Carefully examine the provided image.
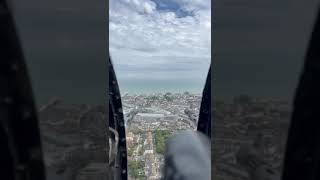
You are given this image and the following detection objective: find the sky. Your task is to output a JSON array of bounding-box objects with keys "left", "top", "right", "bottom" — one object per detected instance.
[{"left": 109, "top": 0, "right": 211, "bottom": 94}]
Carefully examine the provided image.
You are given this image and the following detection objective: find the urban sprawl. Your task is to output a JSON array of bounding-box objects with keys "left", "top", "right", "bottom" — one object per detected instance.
[
  {"left": 37, "top": 93, "right": 291, "bottom": 180},
  {"left": 122, "top": 92, "right": 201, "bottom": 180}
]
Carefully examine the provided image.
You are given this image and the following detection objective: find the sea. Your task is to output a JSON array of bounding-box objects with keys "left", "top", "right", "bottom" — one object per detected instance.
[{"left": 117, "top": 79, "right": 206, "bottom": 95}]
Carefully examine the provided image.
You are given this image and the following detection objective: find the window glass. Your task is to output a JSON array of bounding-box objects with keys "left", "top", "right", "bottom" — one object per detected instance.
[{"left": 109, "top": 0, "right": 211, "bottom": 179}]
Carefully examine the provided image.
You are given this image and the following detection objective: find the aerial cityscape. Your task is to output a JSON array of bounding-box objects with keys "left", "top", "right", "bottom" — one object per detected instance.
[
  {"left": 212, "top": 95, "right": 291, "bottom": 180},
  {"left": 36, "top": 92, "right": 291, "bottom": 180},
  {"left": 122, "top": 93, "right": 291, "bottom": 180},
  {"left": 121, "top": 92, "right": 201, "bottom": 180},
  {"left": 38, "top": 98, "right": 108, "bottom": 180},
  {"left": 36, "top": 91, "right": 202, "bottom": 180}
]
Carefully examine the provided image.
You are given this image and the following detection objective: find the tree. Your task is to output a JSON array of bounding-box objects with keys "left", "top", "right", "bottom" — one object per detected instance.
[
  {"left": 128, "top": 160, "right": 145, "bottom": 179},
  {"left": 127, "top": 147, "right": 135, "bottom": 157},
  {"left": 154, "top": 130, "right": 172, "bottom": 155}
]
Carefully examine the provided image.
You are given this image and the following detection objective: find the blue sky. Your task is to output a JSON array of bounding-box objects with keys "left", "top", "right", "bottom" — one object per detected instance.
[{"left": 109, "top": 0, "right": 211, "bottom": 93}]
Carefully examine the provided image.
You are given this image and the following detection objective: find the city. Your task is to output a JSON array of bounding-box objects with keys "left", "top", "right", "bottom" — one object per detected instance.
[
  {"left": 122, "top": 93, "right": 291, "bottom": 180},
  {"left": 36, "top": 92, "right": 202, "bottom": 180},
  {"left": 36, "top": 93, "right": 291, "bottom": 180},
  {"left": 212, "top": 95, "right": 291, "bottom": 180},
  {"left": 122, "top": 92, "right": 202, "bottom": 180}
]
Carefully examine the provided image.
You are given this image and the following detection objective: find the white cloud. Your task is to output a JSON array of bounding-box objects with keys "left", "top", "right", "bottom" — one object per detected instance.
[
  {"left": 109, "top": 0, "right": 211, "bottom": 85},
  {"left": 143, "top": 1, "right": 156, "bottom": 14}
]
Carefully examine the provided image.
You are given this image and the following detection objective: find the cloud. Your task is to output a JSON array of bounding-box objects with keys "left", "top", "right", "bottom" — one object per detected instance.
[{"left": 109, "top": 0, "right": 211, "bottom": 85}]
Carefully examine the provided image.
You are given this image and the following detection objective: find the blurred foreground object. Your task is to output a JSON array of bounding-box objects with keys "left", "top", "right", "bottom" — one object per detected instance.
[{"left": 162, "top": 130, "right": 211, "bottom": 180}]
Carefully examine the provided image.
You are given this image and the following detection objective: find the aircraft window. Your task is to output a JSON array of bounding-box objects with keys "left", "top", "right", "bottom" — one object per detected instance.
[
  {"left": 10, "top": 0, "right": 108, "bottom": 180},
  {"left": 213, "top": 1, "right": 318, "bottom": 180},
  {"left": 109, "top": 0, "right": 211, "bottom": 179}
]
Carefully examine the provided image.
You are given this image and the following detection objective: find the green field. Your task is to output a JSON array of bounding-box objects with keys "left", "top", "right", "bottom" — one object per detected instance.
[{"left": 153, "top": 130, "right": 172, "bottom": 155}]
